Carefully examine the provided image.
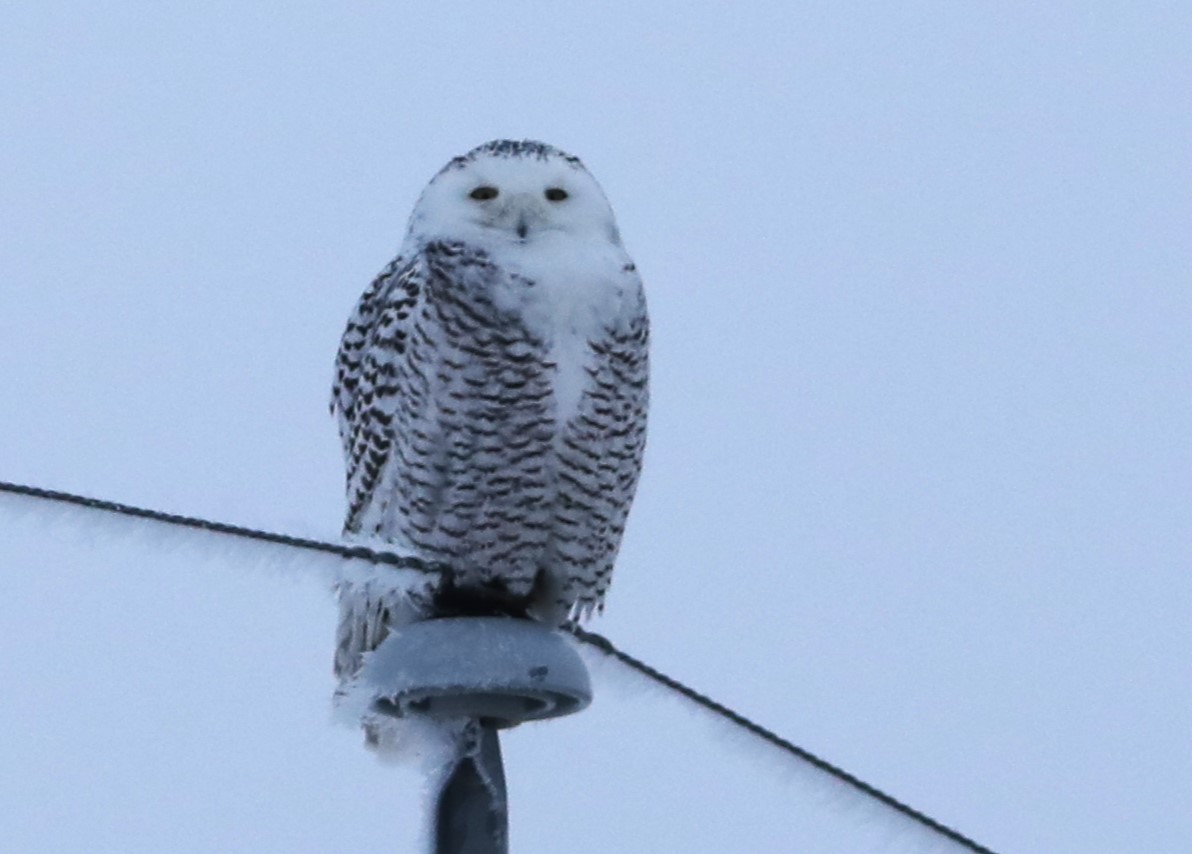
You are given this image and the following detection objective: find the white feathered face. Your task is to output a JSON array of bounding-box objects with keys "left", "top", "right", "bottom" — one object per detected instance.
[{"left": 408, "top": 141, "right": 623, "bottom": 248}]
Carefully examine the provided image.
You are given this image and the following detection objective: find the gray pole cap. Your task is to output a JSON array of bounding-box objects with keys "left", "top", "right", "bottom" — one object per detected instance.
[{"left": 361, "top": 617, "right": 592, "bottom": 729}]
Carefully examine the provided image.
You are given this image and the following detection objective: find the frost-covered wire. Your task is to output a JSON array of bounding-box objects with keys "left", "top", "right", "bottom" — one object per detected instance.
[
  {"left": 0, "top": 479, "right": 445, "bottom": 573},
  {"left": 569, "top": 626, "right": 999, "bottom": 854},
  {"left": 0, "top": 478, "right": 998, "bottom": 854}
]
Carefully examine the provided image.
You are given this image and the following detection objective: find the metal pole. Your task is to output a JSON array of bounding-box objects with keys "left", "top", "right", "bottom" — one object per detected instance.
[{"left": 435, "top": 722, "right": 508, "bottom": 854}]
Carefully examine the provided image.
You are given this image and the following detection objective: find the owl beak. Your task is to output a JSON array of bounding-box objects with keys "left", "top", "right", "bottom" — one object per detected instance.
[{"left": 504, "top": 193, "right": 541, "bottom": 241}]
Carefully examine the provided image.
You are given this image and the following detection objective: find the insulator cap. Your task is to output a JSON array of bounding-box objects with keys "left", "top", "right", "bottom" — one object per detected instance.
[{"left": 361, "top": 617, "right": 592, "bottom": 728}]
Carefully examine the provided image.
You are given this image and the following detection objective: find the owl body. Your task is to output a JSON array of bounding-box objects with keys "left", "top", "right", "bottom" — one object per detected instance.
[{"left": 332, "top": 141, "right": 648, "bottom": 686}]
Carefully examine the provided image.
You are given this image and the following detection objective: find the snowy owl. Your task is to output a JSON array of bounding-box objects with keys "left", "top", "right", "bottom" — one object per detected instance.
[{"left": 330, "top": 140, "right": 649, "bottom": 692}]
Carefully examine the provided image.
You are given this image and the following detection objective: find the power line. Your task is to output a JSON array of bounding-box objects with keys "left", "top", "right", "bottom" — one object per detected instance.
[
  {"left": 0, "top": 479, "right": 446, "bottom": 573},
  {"left": 569, "top": 626, "right": 998, "bottom": 854},
  {"left": 0, "top": 478, "right": 998, "bottom": 854}
]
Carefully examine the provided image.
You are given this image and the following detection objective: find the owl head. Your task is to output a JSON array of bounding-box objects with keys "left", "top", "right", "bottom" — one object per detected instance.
[{"left": 406, "top": 140, "right": 623, "bottom": 248}]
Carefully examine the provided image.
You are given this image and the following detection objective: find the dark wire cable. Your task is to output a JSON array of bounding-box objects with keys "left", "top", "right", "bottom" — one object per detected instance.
[
  {"left": 0, "top": 478, "right": 998, "bottom": 854},
  {"left": 0, "top": 479, "right": 446, "bottom": 573},
  {"left": 568, "top": 626, "right": 998, "bottom": 854}
]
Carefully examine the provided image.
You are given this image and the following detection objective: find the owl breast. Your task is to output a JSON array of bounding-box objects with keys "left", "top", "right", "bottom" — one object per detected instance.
[{"left": 371, "top": 238, "right": 642, "bottom": 621}]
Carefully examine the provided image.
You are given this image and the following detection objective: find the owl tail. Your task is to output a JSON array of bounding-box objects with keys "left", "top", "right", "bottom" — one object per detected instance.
[{"left": 333, "top": 577, "right": 437, "bottom": 756}]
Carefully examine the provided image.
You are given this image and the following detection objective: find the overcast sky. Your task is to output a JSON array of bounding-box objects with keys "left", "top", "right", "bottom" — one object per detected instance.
[{"left": 2, "top": 3, "right": 1190, "bottom": 852}]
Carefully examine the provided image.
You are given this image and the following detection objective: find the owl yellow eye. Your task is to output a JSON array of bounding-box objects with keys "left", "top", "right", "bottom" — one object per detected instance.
[
  {"left": 470, "top": 186, "right": 499, "bottom": 201},
  {"left": 544, "top": 187, "right": 568, "bottom": 202}
]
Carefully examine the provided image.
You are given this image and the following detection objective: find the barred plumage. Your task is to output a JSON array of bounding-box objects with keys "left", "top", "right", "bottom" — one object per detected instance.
[{"left": 331, "top": 141, "right": 648, "bottom": 699}]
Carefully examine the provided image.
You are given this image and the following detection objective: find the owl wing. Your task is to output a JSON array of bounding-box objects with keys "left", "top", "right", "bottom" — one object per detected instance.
[
  {"left": 331, "top": 254, "right": 426, "bottom": 536},
  {"left": 548, "top": 276, "right": 650, "bottom": 620}
]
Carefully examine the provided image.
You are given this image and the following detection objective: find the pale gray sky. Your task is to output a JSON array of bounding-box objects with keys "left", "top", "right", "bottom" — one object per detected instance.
[{"left": 2, "top": 3, "right": 1190, "bottom": 851}]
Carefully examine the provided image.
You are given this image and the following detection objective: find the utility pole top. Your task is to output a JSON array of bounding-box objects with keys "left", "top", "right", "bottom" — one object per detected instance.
[{"left": 359, "top": 617, "right": 593, "bottom": 854}]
